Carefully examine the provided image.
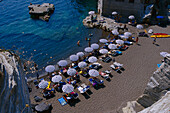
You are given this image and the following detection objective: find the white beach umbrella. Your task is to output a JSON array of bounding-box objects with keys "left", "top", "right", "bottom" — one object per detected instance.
[
  {"left": 84, "top": 47, "right": 93, "bottom": 53},
  {"left": 62, "top": 84, "right": 74, "bottom": 93},
  {"left": 67, "top": 68, "right": 77, "bottom": 76},
  {"left": 99, "top": 39, "right": 108, "bottom": 43},
  {"left": 160, "top": 52, "right": 170, "bottom": 57},
  {"left": 112, "top": 11, "right": 117, "bottom": 15},
  {"left": 136, "top": 24, "right": 143, "bottom": 29},
  {"left": 116, "top": 39, "right": 124, "bottom": 45},
  {"left": 38, "top": 80, "right": 48, "bottom": 89},
  {"left": 120, "top": 35, "right": 129, "bottom": 39},
  {"left": 148, "top": 29, "right": 153, "bottom": 34},
  {"left": 91, "top": 43, "right": 99, "bottom": 50},
  {"left": 88, "top": 56, "right": 98, "bottom": 63},
  {"left": 128, "top": 15, "right": 135, "bottom": 20},
  {"left": 52, "top": 75, "right": 62, "bottom": 83},
  {"left": 69, "top": 54, "right": 79, "bottom": 62},
  {"left": 88, "top": 11, "right": 95, "bottom": 15},
  {"left": 124, "top": 32, "right": 132, "bottom": 37},
  {"left": 99, "top": 49, "right": 108, "bottom": 54},
  {"left": 108, "top": 44, "right": 117, "bottom": 50},
  {"left": 58, "top": 60, "right": 68, "bottom": 67},
  {"left": 112, "top": 29, "right": 119, "bottom": 35},
  {"left": 45, "top": 65, "right": 55, "bottom": 73},
  {"left": 76, "top": 52, "right": 84, "bottom": 58},
  {"left": 78, "top": 62, "right": 87, "bottom": 68},
  {"left": 89, "top": 69, "right": 99, "bottom": 77}
]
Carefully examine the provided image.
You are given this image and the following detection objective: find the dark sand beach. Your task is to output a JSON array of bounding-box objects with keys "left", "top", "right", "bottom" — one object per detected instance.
[{"left": 28, "top": 25, "right": 170, "bottom": 113}]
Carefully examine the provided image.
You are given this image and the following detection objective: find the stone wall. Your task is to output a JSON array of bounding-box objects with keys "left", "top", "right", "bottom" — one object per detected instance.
[{"left": 98, "top": 0, "right": 144, "bottom": 22}]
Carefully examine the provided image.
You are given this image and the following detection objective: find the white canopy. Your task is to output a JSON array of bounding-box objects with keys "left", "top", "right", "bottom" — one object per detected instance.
[
  {"left": 62, "top": 84, "right": 74, "bottom": 93},
  {"left": 128, "top": 15, "right": 135, "bottom": 20},
  {"left": 99, "top": 39, "right": 108, "bottom": 43},
  {"left": 45, "top": 65, "right": 55, "bottom": 73},
  {"left": 69, "top": 54, "right": 79, "bottom": 62},
  {"left": 99, "top": 49, "right": 108, "bottom": 54},
  {"left": 78, "top": 62, "right": 87, "bottom": 68},
  {"left": 38, "top": 80, "right": 48, "bottom": 89},
  {"left": 52, "top": 75, "right": 62, "bottom": 83},
  {"left": 67, "top": 68, "right": 77, "bottom": 76},
  {"left": 88, "top": 56, "right": 98, "bottom": 63},
  {"left": 108, "top": 44, "right": 117, "bottom": 50},
  {"left": 84, "top": 47, "right": 93, "bottom": 53},
  {"left": 89, "top": 69, "right": 99, "bottom": 77},
  {"left": 58, "top": 60, "right": 68, "bottom": 67},
  {"left": 91, "top": 43, "right": 99, "bottom": 50}
]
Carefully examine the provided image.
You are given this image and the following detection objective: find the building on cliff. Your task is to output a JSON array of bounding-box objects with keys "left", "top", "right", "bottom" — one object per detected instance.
[{"left": 98, "top": 0, "right": 169, "bottom": 23}]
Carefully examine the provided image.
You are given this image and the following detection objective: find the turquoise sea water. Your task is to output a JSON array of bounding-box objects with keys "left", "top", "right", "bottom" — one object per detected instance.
[{"left": 0, "top": 0, "right": 103, "bottom": 76}]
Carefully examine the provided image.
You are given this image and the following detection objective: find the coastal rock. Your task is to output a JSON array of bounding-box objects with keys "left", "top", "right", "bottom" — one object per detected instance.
[
  {"left": 138, "top": 91, "right": 170, "bottom": 113},
  {"left": 83, "top": 15, "right": 120, "bottom": 31},
  {"left": 28, "top": 3, "right": 55, "bottom": 21},
  {"left": 122, "top": 101, "right": 144, "bottom": 113},
  {"left": 136, "top": 94, "right": 156, "bottom": 108}
]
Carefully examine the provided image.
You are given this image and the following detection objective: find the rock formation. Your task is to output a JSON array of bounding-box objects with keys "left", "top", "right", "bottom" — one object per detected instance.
[{"left": 28, "top": 3, "right": 55, "bottom": 21}]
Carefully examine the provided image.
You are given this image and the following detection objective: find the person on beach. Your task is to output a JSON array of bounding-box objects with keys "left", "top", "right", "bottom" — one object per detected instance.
[
  {"left": 153, "top": 36, "right": 156, "bottom": 44},
  {"left": 34, "top": 63, "right": 38, "bottom": 71},
  {"left": 136, "top": 37, "right": 139, "bottom": 44},
  {"left": 24, "top": 63, "right": 27, "bottom": 71},
  {"left": 124, "top": 24, "right": 128, "bottom": 31},
  {"left": 37, "top": 72, "right": 39, "bottom": 79},
  {"left": 77, "top": 40, "right": 80, "bottom": 46}
]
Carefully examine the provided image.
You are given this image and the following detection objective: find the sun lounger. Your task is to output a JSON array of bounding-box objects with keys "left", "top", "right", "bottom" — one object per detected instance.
[
  {"left": 110, "top": 62, "right": 123, "bottom": 71},
  {"left": 89, "top": 78, "right": 97, "bottom": 86},
  {"left": 102, "top": 56, "right": 112, "bottom": 63},
  {"left": 124, "top": 41, "right": 133, "bottom": 45},
  {"left": 99, "top": 71, "right": 109, "bottom": 79},
  {"left": 58, "top": 97, "right": 67, "bottom": 106}
]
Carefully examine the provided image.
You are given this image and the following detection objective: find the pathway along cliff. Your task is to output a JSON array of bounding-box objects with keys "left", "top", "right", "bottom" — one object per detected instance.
[{"left": 0, "top": 50, "right": 32, "bottom": 113}]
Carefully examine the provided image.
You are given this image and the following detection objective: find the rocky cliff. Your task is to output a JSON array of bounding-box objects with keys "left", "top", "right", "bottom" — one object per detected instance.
[{"left": 0, "top": 50, "right": 32, "bottom": 113}]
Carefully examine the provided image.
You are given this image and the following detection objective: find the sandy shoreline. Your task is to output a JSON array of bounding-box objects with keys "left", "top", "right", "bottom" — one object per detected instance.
[{"left": 28, "top": 25, "right": 170, "bottom": 113}]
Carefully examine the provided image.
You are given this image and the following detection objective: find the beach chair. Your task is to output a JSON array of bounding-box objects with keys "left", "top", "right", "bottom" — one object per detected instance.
[
  {"left": 89, "top": 78, "right": 97, "bottom": 87},
  {"left": 99, "top": 71, "right": 109, "bottom": 79},
  {"left": 58, "top": 97, "right": 67, "bottom": 106},
  {"left": 120, "top": 45, "right": 128, "bottom": 51},
  {"left": 124, "top": 41, "right": 133, "bottom": 45},
  {"left": 102, "top": 56, "right": 112, "bottom": 63},
  {"left": 77, "top": 86, "right": 85, "bottom": 93},
  {"left": 110, "top": 65, "right": 120, "bottom": 72}
]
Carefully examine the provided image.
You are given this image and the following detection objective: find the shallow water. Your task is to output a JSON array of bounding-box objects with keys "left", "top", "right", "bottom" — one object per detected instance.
[{"left": 0, "top": 0, "right": 103, "bottom": 77}]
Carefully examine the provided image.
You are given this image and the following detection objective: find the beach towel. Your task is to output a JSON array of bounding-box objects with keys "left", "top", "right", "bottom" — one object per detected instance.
[
  {"left": 58, "top": 97, "right": 67, "bottom": 106},
  {"left": 157, "top": 64, "right": 161, "bottom": 68}
]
